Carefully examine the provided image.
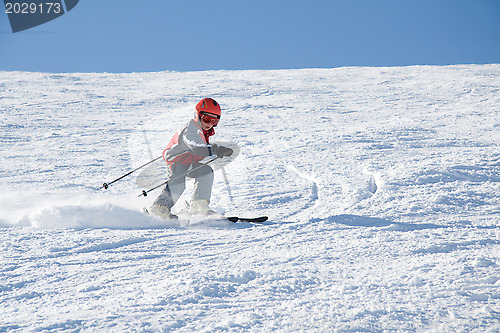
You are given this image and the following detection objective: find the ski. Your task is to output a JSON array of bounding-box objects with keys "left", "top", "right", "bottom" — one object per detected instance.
[
  {"left": 225, "top": 216, "right": 268, "bottom": 223},
  {"left": 145, "top": 207, "right": 268, "bottom": 224}
]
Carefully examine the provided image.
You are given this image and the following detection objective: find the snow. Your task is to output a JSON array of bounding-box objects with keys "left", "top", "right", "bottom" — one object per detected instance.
[{"left": 1, "top": 65, "right": 499, "bottom": 332}]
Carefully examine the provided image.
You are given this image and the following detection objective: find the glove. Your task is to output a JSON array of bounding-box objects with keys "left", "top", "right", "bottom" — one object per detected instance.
[{"left": 215, "top": 145, "right": 233, "bottom": 158}]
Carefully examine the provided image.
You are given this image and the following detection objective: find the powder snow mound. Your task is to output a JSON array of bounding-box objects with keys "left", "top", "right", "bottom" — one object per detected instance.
[
  {"left": 16, "top": 204, "right": 171, "bottom": 230},
  {"left": 9, "top": 203, "right": 250, "bottom": 230}
]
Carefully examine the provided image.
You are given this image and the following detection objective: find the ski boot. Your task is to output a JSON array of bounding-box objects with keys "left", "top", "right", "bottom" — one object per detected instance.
[
  {"left": 149, "top": 204, "right": 178, "bottom": 220},
  {"left": 189, "top": 199, "right": 217, "bottom": 216}
]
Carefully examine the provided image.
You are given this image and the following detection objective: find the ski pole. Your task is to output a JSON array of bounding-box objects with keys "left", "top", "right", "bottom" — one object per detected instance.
[
  {"left": 101, "top": 155, "right": 163, "bottom": 190},
  {"left": 221, "top": 166, "right": 234, "bottom": 205},
  {"left": 138, "top": 156, "right": 220, "bottom": 197}
]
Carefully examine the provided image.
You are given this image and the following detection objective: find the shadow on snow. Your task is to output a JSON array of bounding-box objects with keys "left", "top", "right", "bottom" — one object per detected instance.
[{"left": 311, "top": 214, "right": 446, "bottom": 231}]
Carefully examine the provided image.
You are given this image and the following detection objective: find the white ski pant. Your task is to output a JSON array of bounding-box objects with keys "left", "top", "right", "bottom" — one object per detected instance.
[{"left": 153, "top": 163, "right": 214, "bottom": 208}]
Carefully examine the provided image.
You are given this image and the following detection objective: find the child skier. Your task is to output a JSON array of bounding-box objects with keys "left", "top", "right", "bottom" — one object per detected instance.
[{"left": 150, "top": 98, "right": 233, "bottom": 219}]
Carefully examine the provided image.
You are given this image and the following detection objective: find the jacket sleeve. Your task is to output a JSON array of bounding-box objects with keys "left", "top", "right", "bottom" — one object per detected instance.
[{"left": 182, "top": 121, "right": 215, "bottom": 157}]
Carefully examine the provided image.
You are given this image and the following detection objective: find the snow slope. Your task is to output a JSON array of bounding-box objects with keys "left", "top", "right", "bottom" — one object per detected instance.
[{"left": 1, "top": 65, "right": 499, "bottom": 332}]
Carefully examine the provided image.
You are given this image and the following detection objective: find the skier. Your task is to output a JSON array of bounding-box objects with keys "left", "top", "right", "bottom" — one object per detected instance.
[{"left": 149, "top": 98, "right": 233, "bottom": 219}]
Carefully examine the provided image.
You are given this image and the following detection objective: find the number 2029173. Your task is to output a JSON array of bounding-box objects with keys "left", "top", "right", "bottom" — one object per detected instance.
[{"left": 5, "top": 2, "right": 62, "bottom": 14}]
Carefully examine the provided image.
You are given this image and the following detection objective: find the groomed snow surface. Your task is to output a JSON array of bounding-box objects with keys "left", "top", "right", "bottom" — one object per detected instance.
[{"left": 1, "top": 65, "right": 499, "bottom": 332}]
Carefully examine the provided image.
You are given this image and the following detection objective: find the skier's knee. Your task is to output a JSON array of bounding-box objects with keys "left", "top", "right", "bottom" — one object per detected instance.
[{"left": 195, "top": 164, "right": 214, "bottom": 177}]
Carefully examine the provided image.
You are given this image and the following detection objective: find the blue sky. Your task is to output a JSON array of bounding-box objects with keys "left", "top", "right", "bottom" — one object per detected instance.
[{"left": 1, "top": 0, "right": 500, "bottom": 73}]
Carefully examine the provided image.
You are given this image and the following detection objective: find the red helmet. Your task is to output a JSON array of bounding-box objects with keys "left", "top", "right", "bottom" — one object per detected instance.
[{"left": 196, "top": 98, "right": 221, "bottom": 117}]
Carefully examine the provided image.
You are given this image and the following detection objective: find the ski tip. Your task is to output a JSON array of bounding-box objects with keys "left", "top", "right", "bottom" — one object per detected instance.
[
  {"left": 251, "top": 216, "right": 268, "bottom": 223},
  {"left": 225, "top": 216, "right": 268, "bottom": 223}
]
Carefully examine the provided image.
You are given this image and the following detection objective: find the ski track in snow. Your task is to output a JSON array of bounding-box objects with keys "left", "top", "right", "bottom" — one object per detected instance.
[{"left": 1, "top": 65, "right": 499, "bottom": 332}]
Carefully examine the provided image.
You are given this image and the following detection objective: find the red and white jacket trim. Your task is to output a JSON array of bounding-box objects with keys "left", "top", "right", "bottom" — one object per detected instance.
[{"left": 162, "top": 118, "right": 215, "bottom": 166}]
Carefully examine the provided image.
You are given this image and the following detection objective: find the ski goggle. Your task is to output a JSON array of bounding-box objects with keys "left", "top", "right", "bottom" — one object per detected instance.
[{"left": 199, "top": 112, "right": 220, "bottom": 126}]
